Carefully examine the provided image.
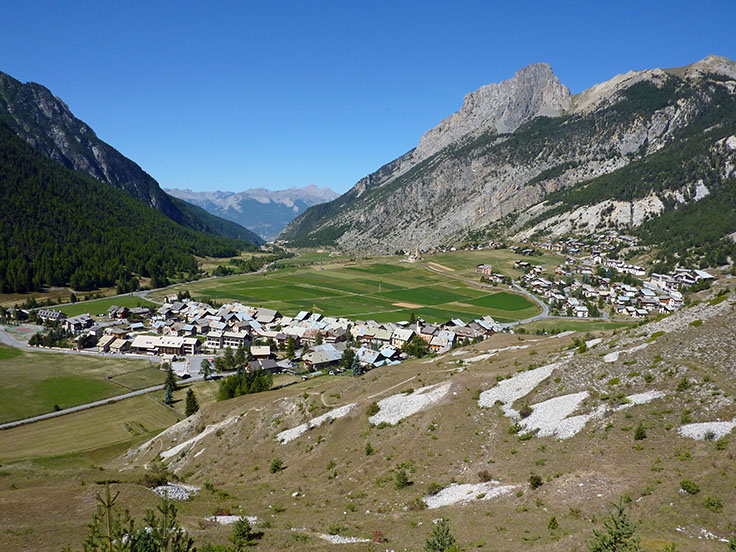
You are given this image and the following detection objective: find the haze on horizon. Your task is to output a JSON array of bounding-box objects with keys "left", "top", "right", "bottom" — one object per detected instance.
[{"left": 1, "top": 1, "right": 734, "bottom": 194}]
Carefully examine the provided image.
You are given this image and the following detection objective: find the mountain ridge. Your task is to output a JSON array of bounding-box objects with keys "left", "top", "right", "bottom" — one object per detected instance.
[
  {"left": 0, "top": 70, "right": 262, "bottom": 245},
  {"left": 166, "top": 185, "right": 339, "bottom": 239},
  {"left": 280, "top": 55, "right": 736, "bottom": 262}
]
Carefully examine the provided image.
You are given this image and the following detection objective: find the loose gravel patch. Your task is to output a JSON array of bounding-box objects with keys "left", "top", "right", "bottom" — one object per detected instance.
[
  {"left": 478, "top": 362, "right": 560, "bottom": 417},
  {"left": 677, "top": 419, "right": 736, "bottom": 441},
  {"left": 317, "top": 534, "right": 372, "bottom": 544},
  {"left": 161, "top": 416, "right": 237, "bottom": 460},
  {"left": 520, "top": 392, "right": 590, "bottom": 438},
  {"left": 276, "top": 403, "right": 356, "bottom": 444},
  {"left": 423, "top": 481, "right": 518, "bottom": 509},
  {"left": 152, "top": 483, "right": 199, "bottom": 501},
  {"left": 369, "top": 381, "right": 452, "bottom": 426},
  {"left": 206, "top": 515, "right": 258, "bottom": 525}
]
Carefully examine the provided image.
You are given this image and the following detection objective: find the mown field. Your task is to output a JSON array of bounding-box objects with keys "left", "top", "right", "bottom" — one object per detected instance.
[
  {"left": 0, "top": 394, "right": 179, "bottom": 460},
  {"left": 0, "top": 346, "right": 163, "bottom": 423},
  {"left": 54, "top": 295, "right": 158, "bottom": 317},
  {"left": 152, "top": 251, "right": 547, "bottom": 324}
]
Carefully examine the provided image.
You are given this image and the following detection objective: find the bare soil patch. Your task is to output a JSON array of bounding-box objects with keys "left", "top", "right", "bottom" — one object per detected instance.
[{"left": 393, "top": 301, "right": 423, "bottom": 309}]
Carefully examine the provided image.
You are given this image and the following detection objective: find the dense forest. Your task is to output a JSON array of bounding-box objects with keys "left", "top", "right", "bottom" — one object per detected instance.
[{"left": 0, "top": 122, "right": 251, "bottom": 293}]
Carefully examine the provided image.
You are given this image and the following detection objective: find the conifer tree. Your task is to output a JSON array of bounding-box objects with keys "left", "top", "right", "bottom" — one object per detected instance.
[
  {"left": 185, "top": 389, "right": 199, "bottom": 416},
  {"left": 424, "top": 518, "right": 456, "bottom": 552},
  {"left": 588, "top": 499, "right": 641, "bottom": 552},
  {"left": 164, "top": 383, "right": 173, "bottom": 406},
  {"left": 200, "top": 358, "right": 213, "bottom": 381}
]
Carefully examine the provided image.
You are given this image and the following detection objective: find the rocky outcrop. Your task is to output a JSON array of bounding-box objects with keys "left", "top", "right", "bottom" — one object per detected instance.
[
  {"left": 415, "top": 63, "right": 571, "bottom": 159},
  {"left": 280, "top": 56, "right": 736, "bottom": 252}
]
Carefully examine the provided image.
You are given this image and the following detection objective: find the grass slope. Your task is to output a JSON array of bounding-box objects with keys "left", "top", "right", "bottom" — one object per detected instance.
[{"left": 0, "top": 347, "right": 163, "bottom": 423}]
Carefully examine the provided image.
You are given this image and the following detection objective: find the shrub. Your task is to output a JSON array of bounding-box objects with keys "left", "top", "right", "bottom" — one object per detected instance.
[
  {"left": 424, "top": 518, "right": 456, "bottom": 552},
  {"left": 366, "top": 402, "right": 380, "bottom": 416},
  {"left": 704, "top": 496, "right": 723, "bottom": 513},
  {"left": 548, "top": 516, "right": 559, "bottom": 531},
  {"left": 519, "top": 404, "right": 533, "bottom": 419},
  {"left": 427, "top": 482, "right": 445, "bottom": 496},
  {"left": 634, "top": 424, "right": 647, "bottom": 441},
  {"left": 365, "top": 442, "right": 375, "bottom": 456},
  {"left": 269, "top": 458, "right": 284, "bottom": 474},
  {"left": 478, "top": 469, "right": 493, "bottom": 482},
  {"left": 676, "top": 378, "right": 691, "bottom": 392},
  {"left": 395, "top": 469, "right": 412, "bottom": 489},
  {"left": 680, "top": 480, "right": 699, "bottom": 495},
  {"left": 529, "top": 474, "right": 543, "bottom": 490}
]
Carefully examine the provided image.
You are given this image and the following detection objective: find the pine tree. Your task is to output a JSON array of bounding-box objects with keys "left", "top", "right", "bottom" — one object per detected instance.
[
  {"left": 314, "top": 332, "right": 323, "bottom": 345},
  {"left": 223, "top": 346, "right": 235, "bottom": 370},
  {"left": 200, "top": 358, "right": 213, "bottom": 381},
  {"left": 185, "top": 389, "right": 199, "bottom": 416},
  {"left": 588, "top": 499, "right": 641, "bottom": 552},
  {"left": 424, "top": 518, "right": 456, "bottom": 552},
  {"left": 164, "top": 383, "right": 173, "bottom": 406},
  {"left": 351, "top": 354, "right": 363, "bottom": 377},
  {"left": 230, "top": 517, "right": 259, "bottom": 550},
  {"left": 163, "top": 362, "right": 178, "bottom": 391},
  {"left": 285, "top": 337, "right": 296, "bottom": 359},
  {"left": 235, "top": 343, "right": 246, "bottom": 367}
]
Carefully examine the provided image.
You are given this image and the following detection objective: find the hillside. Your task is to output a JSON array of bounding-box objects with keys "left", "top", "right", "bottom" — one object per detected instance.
[
  {"left": 102, "top": 279, "right": 734, "bottom": 551},
  {"left": 0, "top": 121, "right": 248, "bottom": 292},
  {"left": 166, "top": 185, "right": 339, "bottom": 239},
  {"left": 0, "top": 70, "right": 262, "bottom": 245},
  {"left": 280, "top": 55, "right": 736, "bottom": 261}
]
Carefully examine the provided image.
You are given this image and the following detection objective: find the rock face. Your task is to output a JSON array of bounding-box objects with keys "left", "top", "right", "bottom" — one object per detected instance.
[
  {"left": 0, "top": 71, "right": 261, "bottom": 244},
  {"left": 166, "top": 185, "right": 339, "bottom": 239},
  {"left": 415, "top": 63, "right": 571, "bottom": 160},
  {"left": 280, "top": 56, "right": 736, "bottom": 252}
]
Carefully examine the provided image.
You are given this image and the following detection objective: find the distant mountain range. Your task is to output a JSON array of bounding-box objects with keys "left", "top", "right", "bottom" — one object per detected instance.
[
  {"left": 280, "top": 55, "right": 736, "bottom": 268},
  {"left": 166, "top": 185, "right": 339, "bottom": 239},
  {"left": 0, "top": 71, "right": 262, "bottom": 245}
]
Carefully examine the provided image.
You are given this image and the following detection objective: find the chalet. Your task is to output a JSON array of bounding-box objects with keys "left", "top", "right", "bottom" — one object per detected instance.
[
  {"left": 248, "top": 358, "right": 280, "bottom": 373},
  {"left": 110, "top": 338, "right": 130, "bottom": 353},
  {"left": 573, "top": 305, "right": 590, "bottom": 318},
  {"left": 250, "top": 345, "right": 272, "bottom": 359},
  {"left": 429, "top": 330, "right": 455, "bottom": 352},
  {"left": 97, "top": 335, "right": 116, "bottom": 353},
  {"left": 107, "top": 305, "right": 129, "bottom": 319},
  {"left": 476, "top": 264, "right": 493, "bottom": 275},
  {"left": 303, "top": 344, "right": 342, "bottom": 370},
  {"left": 255, "top": 308, "right": 280, "bottom": 325},
  {"left": 205, "top": 330, "right": 223, "bottom": 351},
  {"left": 391, "top": 328, "right": 415, "bottom": 348},
  {"left": 64, "top": 313, "right": 93, "bottom": 333},
  {"left": 182, "top": 337, "right": 200, "bottom": 355},
  {"left": 38, "top": 309, "right": 66, "bottom": 323},
  {"left": 222, "top": 331, "right": 249, "bottom": 349}
]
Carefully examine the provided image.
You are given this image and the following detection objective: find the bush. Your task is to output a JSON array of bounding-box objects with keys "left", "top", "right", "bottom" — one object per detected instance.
[
  {"left": 395, "top": 469, "right": 412, "bottom": 489},
  {"left": 529, "top": 474, "right": 543, "bottom": 490},
  {"left": 680, "top": 480, "right": 699, "bottom": 495},
  {"left": 519, "top": 404, "right": 533, "bottom": 418},
  {"left": 478, "top": 469, "right": 493, "bottom": 482},
  {"left": 704, "top": 496, "right": 723, "bottom": 513},
  {"left": 365, "top": 442, "right": 375, "bottom": 456},
  {"left": 366, "top": 402, "right": 380, "bottom": 416},
  {"left": 634, "top": 424, "right": 647, "bottom": 441},
  {"left": 548, "top": 516, "right": 559, "bottom": 531},
  {"left": 427, "top": 482, "right": 445, "bottom": 496},
  {"left": 269, "top": 458, "right": 284, "bottom": 474},
  {"left": 424, "top": 518, "right": 456, "bottom": 552}
]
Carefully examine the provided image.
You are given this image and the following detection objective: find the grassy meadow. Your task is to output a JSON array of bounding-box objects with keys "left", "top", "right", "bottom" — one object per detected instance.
[
  {"left": 0, "top": 346, "right": 163, "bottom": 423},
  {"left": 0, "top": 394, "right": 179, "bottom": 460},
  {"left": 55, "top": 295, "right": 158, "bottom": 317},
  {"left": 151, "top": 250, "right": 552, "bottom": 324}
]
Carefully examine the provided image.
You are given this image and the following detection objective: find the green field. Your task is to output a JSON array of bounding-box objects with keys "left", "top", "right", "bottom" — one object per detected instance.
[
  {"left": 0, "top": 346, "right": 163, "bottom": 423},
  {"left": 152, "top": 251, "right": 545, "bottom": 324},
  {"left": 0, "top": 394, "right": 179, "bottom": 460},
  {"left": 55, "top": 295, "right": 157, "bottom": 317}
]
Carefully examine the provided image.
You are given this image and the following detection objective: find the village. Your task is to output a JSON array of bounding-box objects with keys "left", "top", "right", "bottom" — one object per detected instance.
[
  {"left": 505, "top": 231, "right": 714, "bottom": 319},
  {"left": 32, "top": 296, "right": 504, "bottom": 378}
]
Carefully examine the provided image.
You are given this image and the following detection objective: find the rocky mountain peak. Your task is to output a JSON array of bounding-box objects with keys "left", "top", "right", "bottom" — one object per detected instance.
[{"left": 414, "top": 63, "right": 571, "bottom": 160}]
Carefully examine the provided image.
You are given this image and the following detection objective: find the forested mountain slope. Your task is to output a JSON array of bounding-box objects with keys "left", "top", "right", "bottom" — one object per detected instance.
[
  {"left": 0, "top": 122, "right": 246, "bottom": 293},
  {"left": 0, "top": 70, "right": 262, "bottom": 244}
]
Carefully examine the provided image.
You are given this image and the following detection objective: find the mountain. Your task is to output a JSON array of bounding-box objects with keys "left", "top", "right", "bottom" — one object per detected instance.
[
  {"left": 0, "top": 71, "right": 262, "bottom": 245},
  {"left": 166, "top": 185, "right": 339, "bottom": 239},
  {"left": 280, "top": 56, "right": 736, "bottom": 265},
  {"left": 0, "top": 121, "right": 247, "bottom": 292}
]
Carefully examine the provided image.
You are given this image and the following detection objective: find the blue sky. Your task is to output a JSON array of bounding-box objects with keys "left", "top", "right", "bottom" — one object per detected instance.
[{"left": 1, "top": 1, "right": 734, "bottom": 193}]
